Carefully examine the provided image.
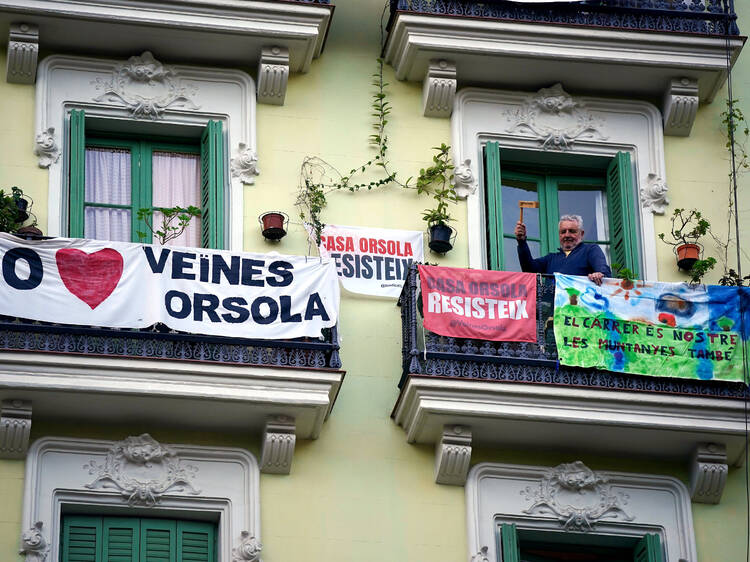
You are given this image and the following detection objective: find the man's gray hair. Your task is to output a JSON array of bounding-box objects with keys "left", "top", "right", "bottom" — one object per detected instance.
[{"left": 559, "top": 214, "right": 583, "bottom": 230}]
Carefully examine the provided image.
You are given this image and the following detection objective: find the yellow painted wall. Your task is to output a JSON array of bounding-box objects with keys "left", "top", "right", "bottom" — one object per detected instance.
[{"left": 0, "top": 1, "right": 748, "bottom": 561}]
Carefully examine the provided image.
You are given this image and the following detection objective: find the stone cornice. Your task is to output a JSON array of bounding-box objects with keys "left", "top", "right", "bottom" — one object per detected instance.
[
  {"left": 0, "top": 0, "right": 333, "bottom": 73},
  {"left": 385, "top": 13, "right": 744, "bottom": 107}
]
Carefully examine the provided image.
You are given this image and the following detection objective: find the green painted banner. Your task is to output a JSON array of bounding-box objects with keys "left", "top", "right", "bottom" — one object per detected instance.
[{"left": 553, "top": 274, "right": 749, "bottom": 383}]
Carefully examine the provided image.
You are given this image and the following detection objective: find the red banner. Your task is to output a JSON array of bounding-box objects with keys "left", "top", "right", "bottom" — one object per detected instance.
[{"left": 419, "top": 265, "right": 537, "bottom": 342}]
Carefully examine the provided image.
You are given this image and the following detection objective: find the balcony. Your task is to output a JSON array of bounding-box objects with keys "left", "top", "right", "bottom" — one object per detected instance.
[
  {"left": 393, "top": 266, "right": 748, "bottom": 495},
  {"left": 384, "top": 0, "right": 745, "bottom": 130},
  {"left": 0, "top": 316, "right": 344, "bottom": 453}
]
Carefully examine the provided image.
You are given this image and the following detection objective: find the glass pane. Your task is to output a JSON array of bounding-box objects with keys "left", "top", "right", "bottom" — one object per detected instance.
[
  {"left": 84, "top": 147, "right": 131, "bottom": 205},
  {"left": 84, "top": 207, "right": 131, "bottom": 242},
  {"left": 557, "top": 187, "right": 608, "bottom": 242},
  {"left": 152, "top": 151, "right": 201, "bottom": 247},
  {"left": 502, "top": 179, "right": 540, "bottom": 239},
  {"left": 503, "top": 237, "right": 541, "bottom": 272}
]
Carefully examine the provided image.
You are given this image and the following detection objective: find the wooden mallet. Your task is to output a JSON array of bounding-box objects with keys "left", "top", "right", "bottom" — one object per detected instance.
[{"left": 518, "top": 200, "right": 539, "bottom": 223}]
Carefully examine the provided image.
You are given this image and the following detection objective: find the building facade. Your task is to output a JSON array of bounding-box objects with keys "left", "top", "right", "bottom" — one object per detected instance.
[{"left": 0, "top": 0, "right": 748, "bottom": 560}]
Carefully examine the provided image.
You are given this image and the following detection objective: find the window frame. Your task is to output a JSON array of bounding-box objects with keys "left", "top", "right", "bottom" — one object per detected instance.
[
  {"left": 35, "top": 53, "right": 256, "bottom": 251},
  {"left": 466, "top": 462, "right": 696, "bottom": 562},
  {"left": 452, "top": 87, "right": 666, "bottom": 280}
]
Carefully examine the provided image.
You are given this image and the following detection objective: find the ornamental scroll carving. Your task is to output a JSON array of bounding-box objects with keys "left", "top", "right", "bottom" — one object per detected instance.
[
  {"left": 521, "top": 461, "right": 634, "bottom": 531},
  {"left": 83, "top": 433, "right": 200, "bottom": 506},
  {"left": 34, "top": 127, "right": 60, "bottom": 168},
  {"left": 453, "top": 158, "right": 477, "bottom": 198},
  {"left": 92, "top": 51, "right": 199, "bottom": 119},
  {"left": 230, "top": 143, "right": 260, "bottom": 185},
  {"left": 19, "top": 521, "right": 48, "bottom": 562},
  {"left": 640, "top": 173, "right": 669, "bottom": 215},
  {"left": 506, "top": 84, "right": 607, "bottom": 151},
  {"left": 232, "top": 531, "right": 263, "bottom": 562}
]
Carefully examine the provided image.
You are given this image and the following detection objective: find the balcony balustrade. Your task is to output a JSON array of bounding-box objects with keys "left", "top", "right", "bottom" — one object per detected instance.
[
  {"left": 389, "top": 0, "right": 739, "bottom": 36},
  {"left": 399, "top": 265, "right": 746, "bottom": 398}
]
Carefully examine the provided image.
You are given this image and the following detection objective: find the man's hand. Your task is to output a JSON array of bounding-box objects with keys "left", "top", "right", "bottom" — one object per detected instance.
[
  {"left": 514, "top": 221, "right": 527, "bottom": 242},
  {"left": 588, "top": 272, "right": 604, "bottom": 286}
]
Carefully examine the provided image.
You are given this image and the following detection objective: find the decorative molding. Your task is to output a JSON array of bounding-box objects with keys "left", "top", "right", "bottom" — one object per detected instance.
[
  {"left": 641, "top": 173, "right": 669, "bottom": 215},
  {"left": 435, "top": 424, "right": 472, "bottom": 486},
  {"left": 663, "top": 77, "right": 699, "bottom": 137},
  {"left": 231, "top": 143, "right": 261, "bottom": 185},
  {"left": 467, "top": 462, "right": 698, "bottom": 562},
  {"left": 453, "top": 158, "right": 476, "bottom": 198},
  {"left": 83, "top": 433, "right": 200, "bottom": 506},
  {"left": 92, "top": 51, "right": 200, "bottom": 119},
  {"left": 453, "top": 87, "right": 667, "bottom": 280},
  {"left": 34, "top": 127, "right": 60, "bottom": 168},
  {"left": 422, "top": 59, "right": 457, "bottom": 118},
  {"left": 0, "top": 398, "right": 31, "bottom": 459},
  {"left": 506, "top": 83, "right": 607, "bottom": 151},
  {"left": 232, "top": 530, "right": 263, "bottom": 562},
  {"left": 257, "top": 46, "right": 290, "bottom": 106},
  {"left": 393, "top": 377, "right": 750, "bottom": 468},
  {"left": 521, "top": 461, "right": 634, "bottom": 531},
  {"left": 260, "top": 416, "right": 296, "bottom": 474},
  {"left": 19, "top": 521, "right": 48, "bottom": 562},
  {"left": 23, "top": 437, "right": 260, "bottom": 562},
  {"left": 689, "top": 443, "right": 728, "bottom": 504},
  {"left": 7, "top": 23, "right": 38, "bottom": 84}
]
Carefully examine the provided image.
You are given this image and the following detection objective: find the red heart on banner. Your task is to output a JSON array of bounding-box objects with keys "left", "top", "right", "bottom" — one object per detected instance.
[{"left": 55, "top": 248, "right": 124, "bottom": 310}]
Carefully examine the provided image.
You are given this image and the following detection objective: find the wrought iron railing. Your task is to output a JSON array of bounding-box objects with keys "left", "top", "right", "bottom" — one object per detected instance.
[
  {"left": 389, "top": 0, "right": 739, "bottom": 36},
  {"left": 0, "top": 317, "right": 341, "bottom": 370},
  {"left": 399, "top": 265, "right": 747, "bottom": 398}
]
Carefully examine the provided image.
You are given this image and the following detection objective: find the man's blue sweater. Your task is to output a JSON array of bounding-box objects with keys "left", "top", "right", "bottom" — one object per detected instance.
[{"left": 517, "top": 240, "right": 611, "bottom": 276}]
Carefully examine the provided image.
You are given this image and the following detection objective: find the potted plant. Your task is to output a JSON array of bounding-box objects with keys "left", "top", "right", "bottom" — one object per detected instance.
[
  {"left": 417, "top": 144, "right": 458, "bottom": 254},
  {"left": 259, "top": 211, "right": 289, "bottom": 241},
  {"left": 423, "top": 205, "right": 456, "bottom": 254},
  {"left": 658, "top": 208, "right": 712, "bottom": 272},
  {"left": 0, "top": 186, "right": 34, "bottom": 234}
]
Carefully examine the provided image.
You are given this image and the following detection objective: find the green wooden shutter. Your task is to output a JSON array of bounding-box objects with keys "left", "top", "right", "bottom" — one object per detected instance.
[
  {"left": 633, "top": 533, "right": 664, "bottom": 562},
  {"left": 500, "top": 523, "right": 521, "bottom": 562},
  {"left": 103, "top": 517, "right": 139, "bottom": 562},
  {"left": 606, "top": 151, "right": 639, "bottom": 277},
  {"left": 485, "top": 141, "right": 503, "bottom": 270},
  {"left": 140, "top": 519, "right": 176, "bottom": 562},
  {"left": 177, "top": 521, "right": 215, "bottom": 562},
  {"left": 62, "top": 516, "right": 102, "bottom": 562},
  {"left": 200, "top": 120, "right": 225, "bottom": 249},
  {"left": 69, "top": 109, "right": 86, "bottom": 238}
]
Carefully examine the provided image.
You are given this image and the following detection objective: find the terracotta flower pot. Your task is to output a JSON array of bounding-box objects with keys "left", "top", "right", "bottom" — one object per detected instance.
[
  {"left": 428, "top": 223, "right": 455, "bottom": 254},
  {"left": 675, "top": 243, "right": 700, "bottom": 271},
  {"left": 259, "top": 211, "right": 288, "bottom": 241}
]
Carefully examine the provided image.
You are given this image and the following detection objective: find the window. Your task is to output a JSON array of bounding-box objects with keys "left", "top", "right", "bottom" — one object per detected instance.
[
  {"left": 498, "top": 523, "right": 664, "bottom": 562},
  {"left": 484, "top": 142, "right": 639, "bottom": 276},
  {"left": 61, "top": 515, "right": 216, "bottom": 562},
  {"left": 68, "top": 110, "right": 226, "bottom": 249}
]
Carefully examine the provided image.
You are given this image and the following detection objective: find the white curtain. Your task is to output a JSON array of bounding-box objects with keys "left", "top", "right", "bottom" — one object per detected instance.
[
  {"left": 84, "top": 147, "right": 132, "bottom": 242},
  {"left": 152, "top": 151, "right": 202, "bottom": 247}
]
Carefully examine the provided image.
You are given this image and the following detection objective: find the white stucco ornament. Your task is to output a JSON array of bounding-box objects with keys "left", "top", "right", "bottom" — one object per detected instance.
[
  {"left": 92, "top": 51, "right": 200, "bottom": 119},
  {"left": 83, "top": 433, "right": 200, "bottom": 506},
  {"left": 453, "top": 158, "right": 476, "bottom": 198},
  {"left": 19, "top": 521, "right": 48, "bottom": 562},
  {"left": 470, "top": 546, "right": 490, "bottom": 562},
  {"left": 34, "top": 127, "right": 60, "bottom": 168},
  {"left": 230, "top": 143, "right": 261, "bottom": 185},
  {"left": 232, "top": 530, "right": 263, "bottom": 562},
  {"left": 641, "top": 173, "right": 670, "bottom": 214},
  {"left": 506, "top": 83, "right": 607, "bottom": 151},
  {"left": 521, "top": 461, "right": 634, "bottom": 531}
]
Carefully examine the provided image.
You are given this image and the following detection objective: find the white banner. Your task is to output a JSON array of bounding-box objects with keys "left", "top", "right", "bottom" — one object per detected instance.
[
  {"left": 317, "top": 224, "right": 423, "bottom": 298},
  {"left": 0, "top": 233, "right": 339, "bottom": 339}
]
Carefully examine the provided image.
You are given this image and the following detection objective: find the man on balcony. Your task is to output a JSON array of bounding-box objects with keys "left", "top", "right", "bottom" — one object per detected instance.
[{"left": 514, "top": 214, "right": 611, "bottom": 285}]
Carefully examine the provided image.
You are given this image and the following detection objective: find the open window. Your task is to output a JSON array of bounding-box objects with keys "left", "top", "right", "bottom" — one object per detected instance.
[
  {"left": 484, "top": 142, "right": 639, "bottom": 276},
  {"left": 68, "top": 110, "right": 226, "bottom": 249}
]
